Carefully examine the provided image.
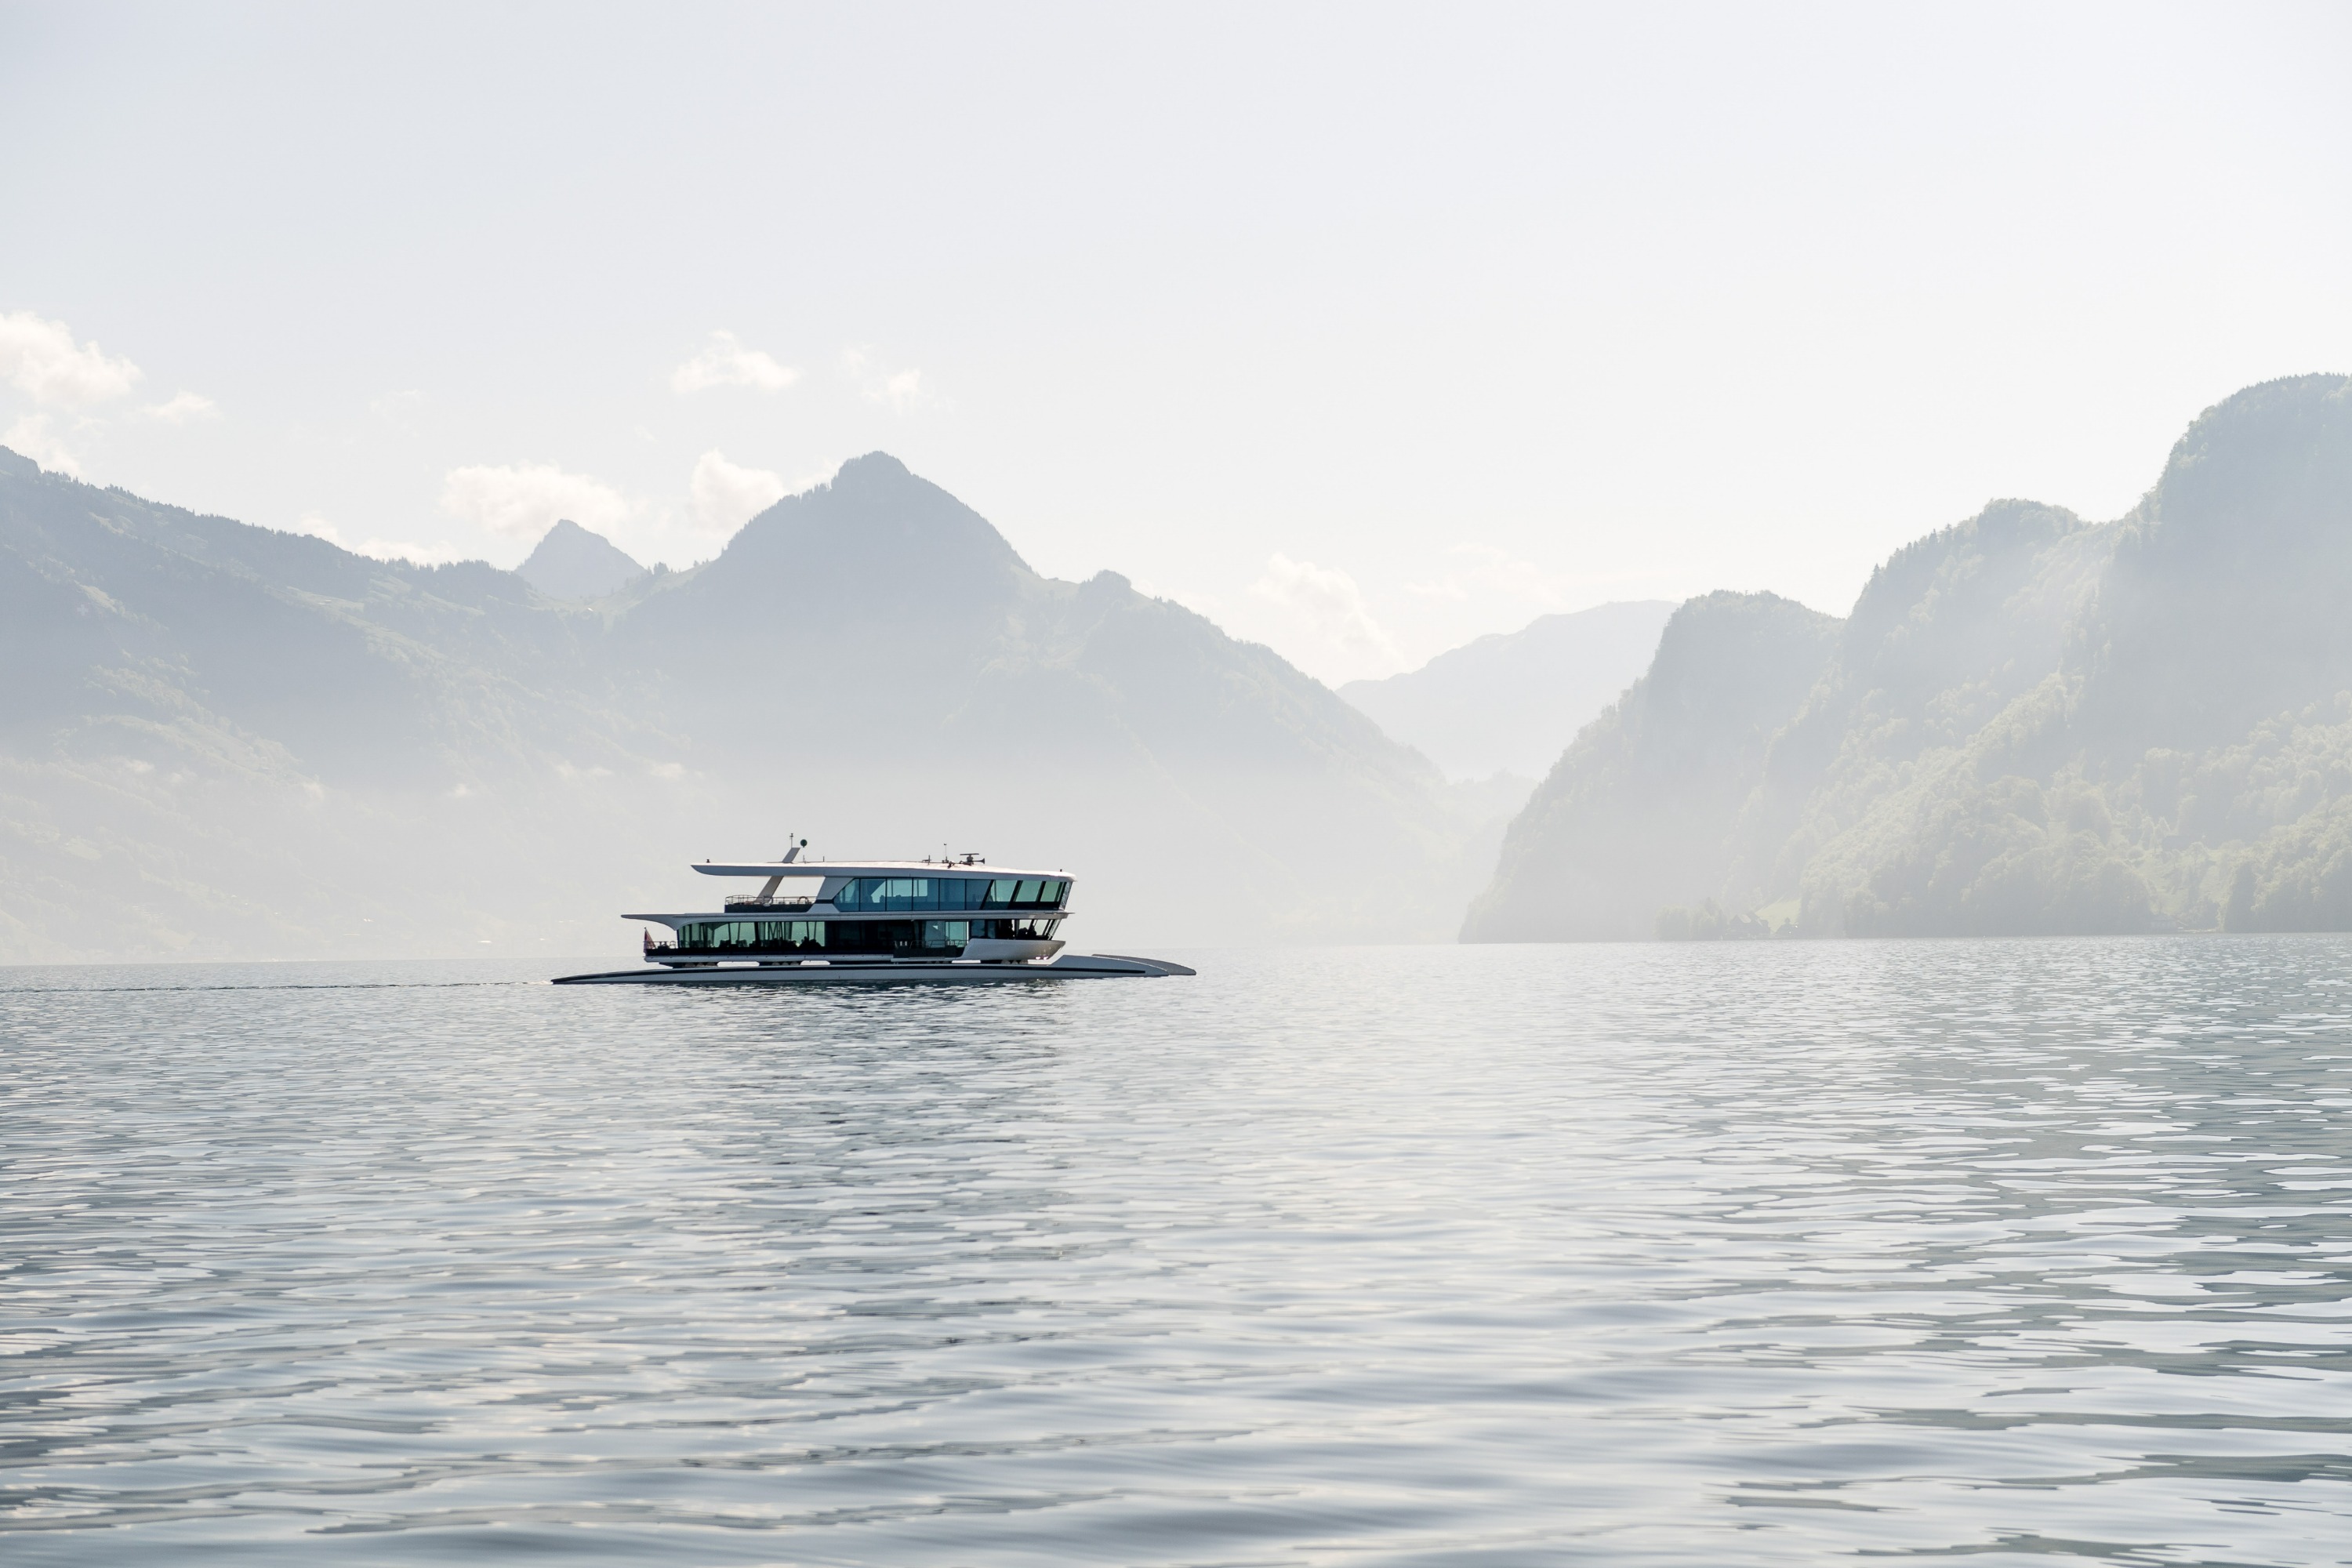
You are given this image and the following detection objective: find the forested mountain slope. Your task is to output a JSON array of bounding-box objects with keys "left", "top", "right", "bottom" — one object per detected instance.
[
  {"left": 1467, "top": 373, "right": 2352, "bottom": 940},
  {"left": 1460, "top": 592, "right": 1838, "bottom": 940},
  {"left": 0, "top": 450, "right": 1489, "bottom": 961}
]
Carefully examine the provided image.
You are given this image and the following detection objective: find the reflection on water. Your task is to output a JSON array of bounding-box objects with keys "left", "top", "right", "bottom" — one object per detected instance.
[{"left": 3, "top": 938, "right": 2350, "bottom": 1564}]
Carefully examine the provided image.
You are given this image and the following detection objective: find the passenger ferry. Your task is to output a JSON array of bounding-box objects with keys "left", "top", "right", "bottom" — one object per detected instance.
[{"left": 551, "top": 849, "right": 1194, "bottom": 985}]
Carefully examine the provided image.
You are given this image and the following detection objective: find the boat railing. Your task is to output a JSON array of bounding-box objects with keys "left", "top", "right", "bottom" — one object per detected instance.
[{"left": 720, "top": 895, "right": 818, "bottom": 913}]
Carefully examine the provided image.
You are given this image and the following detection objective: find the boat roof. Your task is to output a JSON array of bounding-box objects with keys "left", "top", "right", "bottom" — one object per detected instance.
[{"left": 691, "top": 860, "right": 1069, "bottom": 879}]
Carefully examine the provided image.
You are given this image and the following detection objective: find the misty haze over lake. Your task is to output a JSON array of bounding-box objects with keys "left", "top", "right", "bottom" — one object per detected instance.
[
  {"left": 9, "top": 6, "right": 2352, "bottom": 1565},
  {"left": 10, "top": 376, "right": 2352, "bottom": 958}
]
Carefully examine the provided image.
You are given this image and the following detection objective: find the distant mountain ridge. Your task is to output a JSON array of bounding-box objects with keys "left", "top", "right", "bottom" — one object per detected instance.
[
  {"left": 1467, "top": 372, "right": 2352, "bottom": 940},
  {"left": 22, "top": 372, "right": 2345, "bottom": 958},
  {"left": 1340, "top": 601, "right": 1673, "bottom": 779},
  {"left": 0, "top": 450, "right": 1497, "bottom": 961}
]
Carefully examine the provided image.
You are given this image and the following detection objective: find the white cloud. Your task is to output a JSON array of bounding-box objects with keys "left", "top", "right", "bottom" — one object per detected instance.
[
  {"left": 841, "top": 347, "right": 928, "bottom": 410},
  {"left": 146, "top": 391, "right": 218, "bottom": 424},
  {"left": 690, "top": 449, "right": 786, "bottom": 534},
  {"left": 0, "top": 312, "right": 142, "bottom": 406},
  {"left": 671, "top": 330, "right": 797, "bottom": 394},
  {"left": 3, "top": 414, "right": 82, "bottom": 475},
  {"left": 1249, "top": 553, "right": 1401, "bottom": 666},
  {"left": 439, "top": 461, "right": 632, "bottom": 541},
  {"left": 293, "top": 511, "right": 467, "bottom": 564}
]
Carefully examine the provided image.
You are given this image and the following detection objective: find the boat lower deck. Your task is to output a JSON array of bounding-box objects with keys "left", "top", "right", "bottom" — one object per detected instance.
[{"left": 552, "top": 953, "right": 1194, "bottom": 985}]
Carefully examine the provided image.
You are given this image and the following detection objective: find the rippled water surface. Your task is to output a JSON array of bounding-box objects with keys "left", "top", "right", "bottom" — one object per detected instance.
[{"left": 5, "top": 939, "right": 2352, "bottom": 1565}]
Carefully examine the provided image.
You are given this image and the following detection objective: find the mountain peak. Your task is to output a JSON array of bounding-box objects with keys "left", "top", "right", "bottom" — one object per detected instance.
[
  {"left": 833, "top": 452, "right": 912, "bottom": 488},
  {"left": 706, "top": 451, "right": 1030, "bottom": 591},
  {"left": 2147, "top": 372, "right": 2352, "bottom": 539},
  {"left": 516, "top": 518, "right": 644, "bottom": 601}
]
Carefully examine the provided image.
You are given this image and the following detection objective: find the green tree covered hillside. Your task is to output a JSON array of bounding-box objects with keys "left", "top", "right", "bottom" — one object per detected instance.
[{"left": 1468, "top": 373, "right": 2352, "bottom": 939}]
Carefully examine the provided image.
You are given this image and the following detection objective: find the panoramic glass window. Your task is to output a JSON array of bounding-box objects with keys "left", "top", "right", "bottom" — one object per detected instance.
[
  {"left": 675, "top": 920, "right": 826, "bottom": 952},
  {"left": 989, "top": 917, "right": 1062, "bottom": 938},
  {"left": 826, "top": 877, "right": 1065, "bottom": 912}
]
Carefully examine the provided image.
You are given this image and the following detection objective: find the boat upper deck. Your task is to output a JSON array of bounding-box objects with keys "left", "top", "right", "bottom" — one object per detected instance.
[
  {"left": 625, "top": 858, "right": 1075, "bottom": 924},
  {"left": 691, "top": 859, "right": 1068, "bottom": 881}
]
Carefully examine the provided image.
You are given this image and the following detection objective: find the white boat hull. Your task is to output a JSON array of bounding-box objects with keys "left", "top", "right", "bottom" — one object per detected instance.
[{"left": 552, "top": 953, "right": 1194, "bottom": 985}]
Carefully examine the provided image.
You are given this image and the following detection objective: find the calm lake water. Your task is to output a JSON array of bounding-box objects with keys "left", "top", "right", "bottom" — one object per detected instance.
[{"left": 4, "top": 939, "right": 2350, "bottom": 1566}]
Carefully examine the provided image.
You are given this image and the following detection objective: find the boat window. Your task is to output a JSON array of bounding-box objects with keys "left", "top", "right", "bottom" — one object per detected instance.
[
  {"left": 822, "top": 876, "right": 1064, "bottom": 912},
  {"left": 986, "top": 916, "right": 1062, "bottom": 938},
  {"left": 677, "top": 920, "right": 826, "bottom": 952},
  {"left": 827, "top": 920, "right": 889, "bottom": 953},
  {"left": 834, "top": 877, "right": 951, "bottom": 911}
]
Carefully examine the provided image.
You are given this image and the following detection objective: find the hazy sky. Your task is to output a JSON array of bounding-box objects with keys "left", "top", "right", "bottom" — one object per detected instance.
[{"left": 5, "top": 2, "right": 2350, "bottom": 684}]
